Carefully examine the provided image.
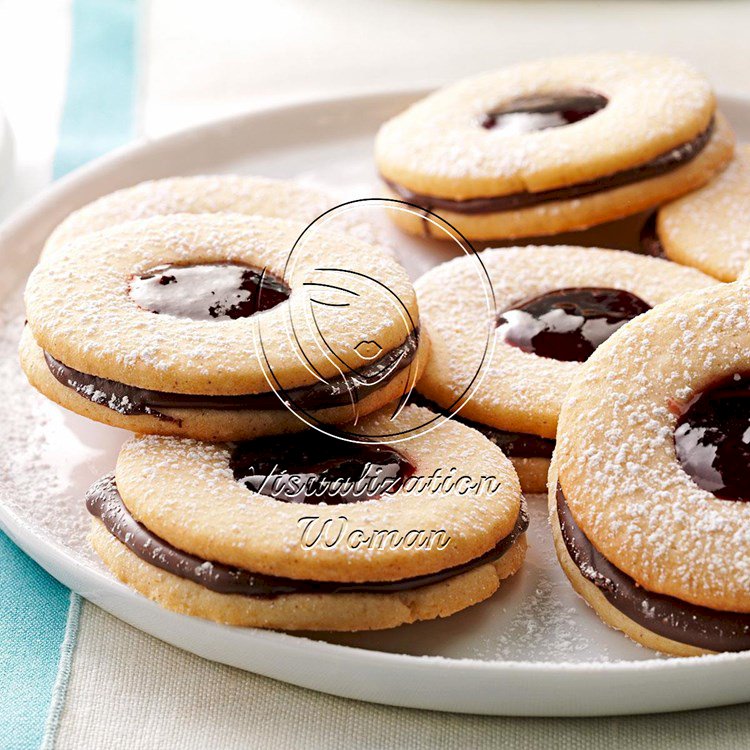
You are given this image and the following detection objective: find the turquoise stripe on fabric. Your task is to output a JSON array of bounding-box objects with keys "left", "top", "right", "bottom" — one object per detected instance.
[
  {"left": 54, "top": 0, "right": 138, "bottom": 178},
  {"left": 0, "top": 535, "right": 71, "bottom": 750},
  {"left": 1, "top": 1, "right": 139, "bottom": 748}
]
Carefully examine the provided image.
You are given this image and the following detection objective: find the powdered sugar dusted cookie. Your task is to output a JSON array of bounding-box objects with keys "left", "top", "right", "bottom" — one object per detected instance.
[
  {"left": 88, "top": 405, "right": 527, "bottom": 631},
  {"left": 376, "top": 53, "right": 734, "bottom": 240},
  {"left": 641, "top": 144, "right": 750, "bottom": 281},
  {"left": 22, "top": 213, "right": 428, "bottom": 439},
  {"left": 42, "top": 174, "right": 393, "bottom": 258},
  {"left": 415, "top": 246, "right": 718, "bottom": 493},
  {"left": 551, "top": 282, "right": 750, "bottom": 655}
]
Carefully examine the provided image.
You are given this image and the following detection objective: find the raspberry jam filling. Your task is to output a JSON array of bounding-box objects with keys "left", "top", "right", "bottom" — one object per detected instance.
[
  {"left": 675, "top": 374, "right": 750, "bottom": 502},
  {"left": 480, "top": 91, "right": 608, "bottom": 133},
  {"left": 129, "top": 262, "right": 290, "bottom": 320},
  {"left": 230, "top": 434, "right": 415, "bottom": 505},
  {"left": 497, "top": 287, "right": 651, "bottom": 362}
]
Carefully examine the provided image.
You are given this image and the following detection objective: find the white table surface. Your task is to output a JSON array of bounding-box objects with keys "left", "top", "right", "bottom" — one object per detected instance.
[
  {"left": 141, "top": 0, "right": 750, "bottom": 134},
  {"left": 3, "top": 0, "right": 750, "bottom": 222}
]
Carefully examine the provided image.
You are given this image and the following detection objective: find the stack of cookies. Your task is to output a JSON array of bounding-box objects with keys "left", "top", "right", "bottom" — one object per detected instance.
[
  {"left": 21, "top": 53, "right": 750, "bottom": 654},
  {"left": 22, "top": 175, "right": 528, "bottom": 632}
]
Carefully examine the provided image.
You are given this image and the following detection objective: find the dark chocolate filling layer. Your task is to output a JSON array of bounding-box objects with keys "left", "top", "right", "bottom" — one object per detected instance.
[
  {"left": 497, "top": 287, "right": 651, "bottom": 363},
  {"left": 44, "top": 328, "right": 419, "bottom": 422},
  {"left": 480, "top": 91, "right": 608, "bottom": 132},
  {"left": 230, "top": 433, "right": 416, "bottom": 505},
  {"left": 129, "top": 262, "right": 291, "bottom": 321},
  {"left": 87, "top": 473, "right": 528, "bottom": 598},
  {"left": 410, "top": 394, "right": 554, "bottom": 459},
  {"left": 469, "top": 421, "right": 555, "bottom": 460},
  {"left": 383, "top": 119, "right": 714, "bottom": 214},
  {"left": 556, "top": 483, "right": 750, "bottom": 651},
  {"left": 674, "top": 373, "right": 750, "bottom": 503},
  {"left": 639, "top": 213, "right": 666, "bottom": 258}
]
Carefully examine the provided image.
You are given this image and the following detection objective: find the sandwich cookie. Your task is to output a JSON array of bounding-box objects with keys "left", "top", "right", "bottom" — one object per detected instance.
[
  {"left": 415, "top": 246, "right": 717, "bottom": 493},
  {"left": 22, "top": 213, "right": 428, "bottom": 440},
  {"left": 42, "top": 174, "right": 389, "bottom": 259},
  {"left": 550, "top": 282, "right": 750, "bottom": 655},
  {"left": 641, "top": 144, "right": 750, "bottom": 281},
  {"left": 376, "top": 53, "right": 734, "bottom": 241},
  {"left": 87, "top": 405, "right": 528, "bottom": 631}
]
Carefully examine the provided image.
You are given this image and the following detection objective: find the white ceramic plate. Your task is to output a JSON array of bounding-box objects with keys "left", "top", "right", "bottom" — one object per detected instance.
[{"left": 2, "top": 91, "right": 750, "bottom": 717}]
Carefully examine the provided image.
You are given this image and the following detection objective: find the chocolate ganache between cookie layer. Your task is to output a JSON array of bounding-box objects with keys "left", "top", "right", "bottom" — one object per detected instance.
[
  {"left": 383, "top": 117, "right": 714, "bottom": 214},
  {"left": 497, "top": 287, "right": 652, "bottom": 363},
  {"left": 674, "top": 373, "right": 750, "bottom": 503},
  {"left": 42, "top": 260, "right": 420, "bottom": 420},
  {"left": 638, "top": 213, "right": 666, "bottom": 258},
  {"left": 230, "top": 433, "right": 416, "bottom": 504},
  {"left": 44, "top": 328, "right": 418, "bottom": 422},
  {"left": 87, "top": 473, "right": 528, "bottom": 598},
  {"left": 44, "top": 332, "right": 419, "bottom": 423},
  {"left": 129, "top": 262, "right": 291, "bottom": 320},
  {"left": 556, "top": 484, "right": 750, "bottom": 651},
  {"left": 410, "top": 394, "right": 554, "bottom": 460}
]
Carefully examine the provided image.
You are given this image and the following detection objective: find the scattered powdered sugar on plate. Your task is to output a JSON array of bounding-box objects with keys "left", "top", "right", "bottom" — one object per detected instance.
[
  {"left": 4, "top": 275, "right": 660, "bottom": 662},
  {"left": 469, "top": 498, "right": 669, "bottom": 662},
  {"left": 0, "top": 288, "right": 125, "bottom": 564},
  {"left": 316, "top": 498, "right": 665, "bottom": 662}
]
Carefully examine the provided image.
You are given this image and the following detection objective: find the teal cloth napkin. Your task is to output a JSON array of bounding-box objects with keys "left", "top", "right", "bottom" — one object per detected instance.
[{"left": 0, "top": 1, "right": 137, "bottom": 748}]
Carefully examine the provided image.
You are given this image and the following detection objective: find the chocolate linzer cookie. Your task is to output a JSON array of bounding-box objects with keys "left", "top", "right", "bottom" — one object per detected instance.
[
  {"left": 551, "top": 282, "right": 750, "bottom": 655},
  {"left": 42, "top": 175, "right": 387, "bottom": 258},
  {"left": 87, "top": 405, "right": 527, "bottom": 631},
  {"left": 22, "top": 213, "right": 428, "bottom": 439},
  {"left": 415, "top": 246, "right": 717, "bottom": 493},
  {"left": 376, "top": 53, "right": 734, "bottom": 240},
  {"left": 641, "top": 144, "right": 750, "bottom": 281}
]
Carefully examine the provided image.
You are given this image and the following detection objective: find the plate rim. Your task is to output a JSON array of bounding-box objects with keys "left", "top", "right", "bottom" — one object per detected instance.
[
  {"left": 3, "top": 88, "right": 750, "bottom": 715},
  {"left": 3, "top": 493, "right": 750, "bottom": 675}
]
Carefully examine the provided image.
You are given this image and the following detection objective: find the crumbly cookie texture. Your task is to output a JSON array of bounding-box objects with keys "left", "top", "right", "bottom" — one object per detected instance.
[
  {"left": 114, "top": 405, "right": 523, "bottom": 582},
  {"left": 24, "top": 213, "right": 418, "bottom": 394},
  {"left": 415, "top": 245, "right": 718, "bottom": 439},
  {"left": 659, "top": 144, "right": 750, "bottom": 281},
  {"left": 19, "top": 325, "right": 430, "bottom": 441},
  {"left": 545, "top": 484, "right": 707, "bottom": 657},
  {"left": 508, "top": 457, "right": 549, "bottom": 495},
  {"left": 376, "top": 53, "right": 734, "bottom": 240},
  {"left": 43, "top": 174, "right": 392, "bottom": 258},
  {"left": 376, "top": 53, "right": 716, "bottom": 198},
  {"left": 383, "top": 113, "right": 734, "bottom": 241},
  {"left": 553, "top": 282, "right": 750, "bottom": 613}
]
